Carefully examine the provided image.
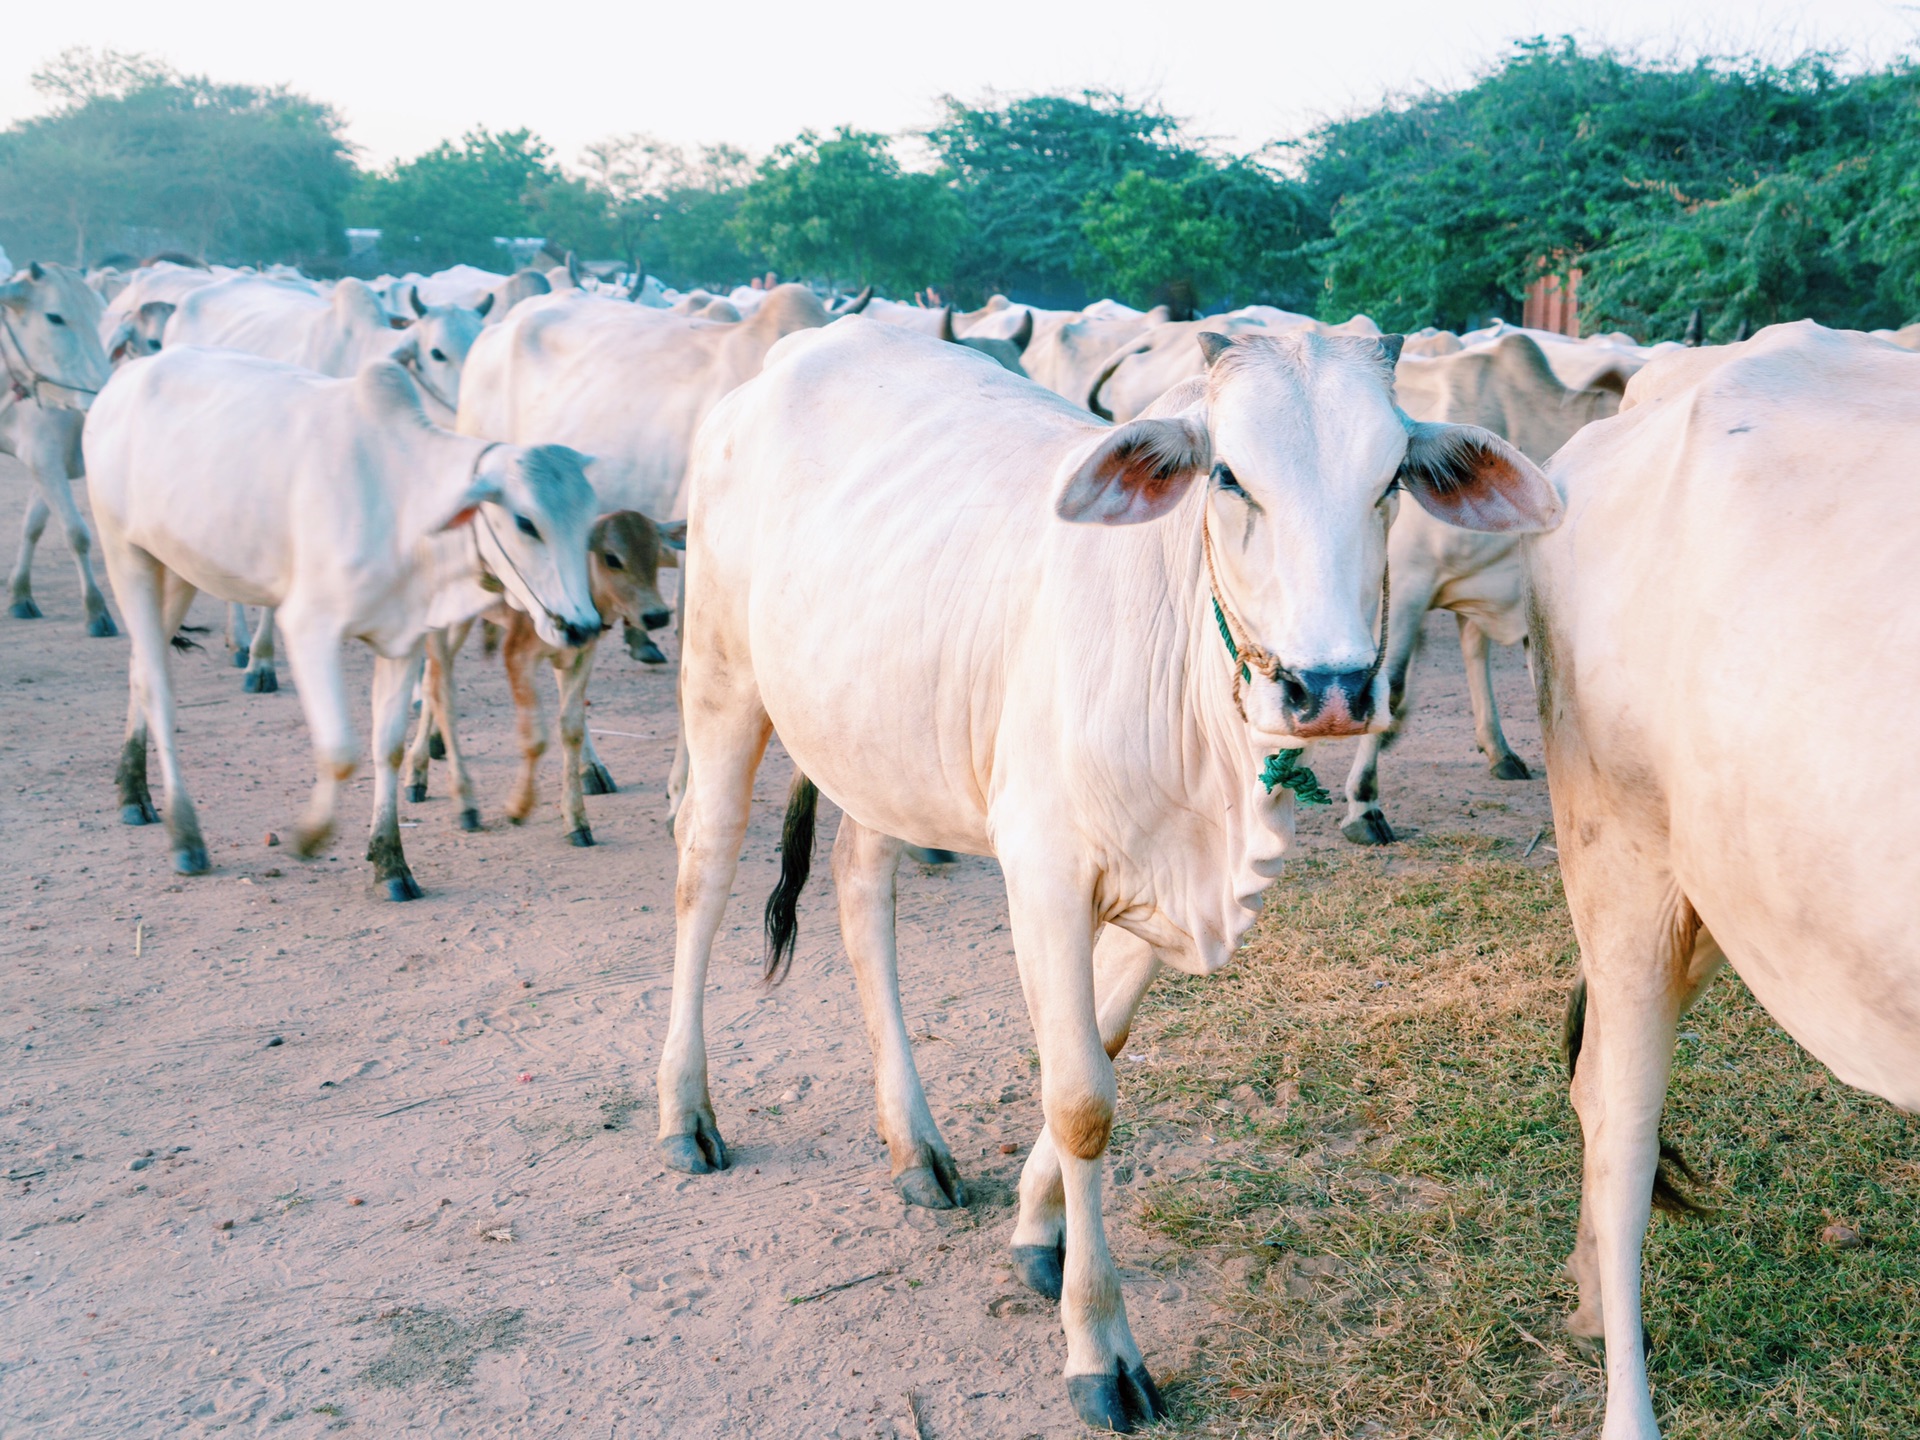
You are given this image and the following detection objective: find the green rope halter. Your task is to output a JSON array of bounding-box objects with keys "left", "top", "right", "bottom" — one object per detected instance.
[{"left": 1210, "top": 595, "right": 1331, "bottom": 807}]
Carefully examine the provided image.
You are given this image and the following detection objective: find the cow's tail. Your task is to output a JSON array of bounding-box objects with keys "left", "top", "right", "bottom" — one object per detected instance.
[
  {"left": 1564, "top": 975, "right": 1716, "bottom": 1218},
  {"left": 763, "top": 774, "right": 820, "bottom": 984}
]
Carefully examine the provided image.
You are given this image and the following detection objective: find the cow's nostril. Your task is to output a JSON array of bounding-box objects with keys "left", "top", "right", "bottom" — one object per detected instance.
[
  {"left": 1281, "top": 668, "right": 1375, "bottom": 732},
  {"left": 1279, "top": 672, "right": 1313, "bottom": 712},
  {"left": 641, "top": 608, "right": 672, "bottom": 631}
]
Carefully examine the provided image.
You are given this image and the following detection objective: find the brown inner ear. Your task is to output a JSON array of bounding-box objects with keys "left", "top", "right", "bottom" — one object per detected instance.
[{"left": 1101, "top": 429, "right": 1193, "bottom": 510}]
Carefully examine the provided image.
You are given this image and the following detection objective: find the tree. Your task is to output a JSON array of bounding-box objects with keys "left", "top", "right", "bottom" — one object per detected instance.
[
  {"left": 0, "top": 47, "right": 353, "bottom": 267},
  {"left": 729, "top": 129, "right": 962, "bottom": 293},
  {"left": 579, "top": 134, "right": 759, "bottom": 287}
]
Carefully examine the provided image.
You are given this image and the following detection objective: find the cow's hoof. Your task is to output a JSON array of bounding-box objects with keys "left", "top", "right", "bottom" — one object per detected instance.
[
  {"left": 635, "top": 638, "right": 667, "bottom": 665},
  {"left": 384, "top": 874, "right": 423, "bottom": 902},
  {"left": 121, "top": 801, "right": 158, "bottom": 826},
  {"left": 1341, "top": 811, "right": 1395, "bottom": 846},
  {"left": 457, "top": 808, "right": 482, "bottom": 833},
  {"left": 568, "top": 826, "right": 595, "bottom": 848},
  {"left": 243, "top": 669, "right": 277, "bottom": 694},
  {"left": 10, "top": 598, "right": 41, "bottom": 619},
  {"left": 230, "top": 647, "right": 249, "bottom": 668},
  {"left": 172, "top": 845, "right": 211, "bottom": 876},
  {"left": 1490, "top": 752, "right": 1531, "bottom": 781},
  {"left": 87, "top": 611, "right": 117, "bottom": 638},
  {"left": 894, "top": 1160, "right": 965, "bottom": 1210},
  {"left": 582, "top": 764, "right": 617, "bottom": 796},
  {"left": 1012, "top": 1242, "right": 1065, "bottom": 1301},
  {"left": 428, "top": 731, "right": 446, "bottom": 761},
  {"left": 906, "top": 847, "right": 959, "bottom": 866},
  {"left": 1067, "top": 1363, "right": 1166, "bottom": 1433},
  {"left": 405, "top": 783, "right": 427, "bottom": 804},
  {"left": 659, "top": 1121, "right": 728, "bottom": 1175}
]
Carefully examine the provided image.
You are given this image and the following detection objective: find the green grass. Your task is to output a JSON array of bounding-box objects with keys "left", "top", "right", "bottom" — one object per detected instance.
[{"left": 1119, "top": 836, "right": 1919, "bottom": 1438}]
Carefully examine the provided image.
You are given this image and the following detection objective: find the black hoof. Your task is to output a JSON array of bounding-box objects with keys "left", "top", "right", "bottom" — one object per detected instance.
[
  {"left": 10, "top": 598, "right": 41, "bottom": 619},
  {"left": 1341, "top": 811, "right": 1395, "bottom": 846},
  {"left": 172, "top": 845, "right": 211, "bottom": 876},
  {"left": 1490, "top": 752, "right": 1532, "bottom": 781},
  {"left": 894, "top": 1163, "right": 965, "bottom": 1210},
  {"left": 457, "top": 808, "right": 482, "bottom": 833},
  {"left": 384, "top": 873, "right": 424, "bottom": 902},
  {"left": 659, "top": 1126, "right": 728, "bottom": 1175},
  {"left": 907, "top": 847, "right": 960, "bottom": 866},
  {"left": 242, "top": 669, "right": 278, "bottom": 694},
  {"left": 405, "top": 782, "right": 427, "bottom": 804},
  {"left": 568, "top": 826, "right": 595, "bottom": 847},
  {"left": 634, "top": 637, "right": 667, "bottom": 665},
  {"left": 1012, "top": 1242, "right": 1065, "bottom": 1301},
  {"left": 428, "top": 731, "right": 446, "bottom": 761},
  {"left": 121, "top": 801, "right": 158, "bottom": 826},
  {"left": 1067, "top": 1363, "right": 1166, "bottom": 1433},
  {"left": 582, "top": 764, "right": 617, "bottom": 796},
  {"left": 87, "top": 611, "right": 118, "bottom": 638},
  {"left": 230, "top": 647, "right": 249, "bottom": 668}
]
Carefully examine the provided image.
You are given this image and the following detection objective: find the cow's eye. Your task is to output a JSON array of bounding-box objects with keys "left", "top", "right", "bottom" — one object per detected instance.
[
  {"left": 514, "top": 515, "right": 540, "bottom": 540},
  {"left": 1212, "top": 462, "right": 1245, "bottom": 496},
  {"left": 46, "top": 313, "right": 65, "bottom": 326},
  {"left": 430, "top": 348, "right": 446, "bottom": 362},
  {"left": 601, "top": 552, "right": 625, "bottom": 570}
]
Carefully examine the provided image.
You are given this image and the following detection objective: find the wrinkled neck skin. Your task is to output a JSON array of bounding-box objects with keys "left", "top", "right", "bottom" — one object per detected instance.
[
  {"left": 1040, "top": 465, "right": 1294, "bottom": 978},
  {"left": 369, "top": 424, "right": 501, "bottom": 651}
]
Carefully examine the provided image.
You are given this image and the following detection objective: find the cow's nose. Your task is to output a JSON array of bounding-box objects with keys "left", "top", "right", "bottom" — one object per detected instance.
[
  {"left": 641, "top": 608, "right": 673, "bottom": 631},
  {"left": 1278, "top": 668, "right": 1375, "bottom": 738},
  {"left": 561, "top": 617, "right": 603, "bottom": 648}
]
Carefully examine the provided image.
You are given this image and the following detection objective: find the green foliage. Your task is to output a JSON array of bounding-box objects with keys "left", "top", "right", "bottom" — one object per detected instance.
[
  {"left": 729, "top": 128, "right": 962, "bottom": 293},
  {"left": 581, "top": 135, "right": 759, "bottom": 288},
  {"left": 351, "top": 127, "right": 613, "bottom": 271},
  {"left": 0, "top": 47, "right": 353, "bottom": 268}
]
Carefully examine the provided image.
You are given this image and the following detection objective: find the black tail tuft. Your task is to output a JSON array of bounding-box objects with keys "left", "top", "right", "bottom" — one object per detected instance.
[
  {"left": 762, "top": 775, "right": 819, "bottom": 984},
  {"left": 1564, "top": 973, "right": 1716, "bottom": 1219},
  {"left": 169, "top": 632, "right": 204, "bottom": 653}
]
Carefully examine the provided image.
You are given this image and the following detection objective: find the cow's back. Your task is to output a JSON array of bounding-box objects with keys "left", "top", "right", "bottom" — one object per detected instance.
[{"left": 1529, "top": 320, "right": 1920, "bottom": 1104}]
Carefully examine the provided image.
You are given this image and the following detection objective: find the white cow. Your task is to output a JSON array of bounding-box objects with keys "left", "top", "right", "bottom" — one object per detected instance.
[
  {"left": 1089, "top": 309, "right": 1380, "bottom": 421},
  {"left": 1338, "top": 332, "right": 1623, "bottom": 843},
  {"left": 2, "top": 261, "right": 117, "bottom": 635},
  {"left": 167, "top": 275, "right": 491, "bottom": 689},
  {"left": 661, "top": 320, "right": 1559, "bottom": 1430},
  {"left": 1525, "top": 321, "right": 1920, "bottom": 1440},
  {"left": 1020, "top": 302, "right": 1170, "bottom": 406},
  {"left": 97, "top": 260, "right": 219, "bottom": 354},
  {"left": 84, "top": 349, "right": 601, "bottom": 898}
]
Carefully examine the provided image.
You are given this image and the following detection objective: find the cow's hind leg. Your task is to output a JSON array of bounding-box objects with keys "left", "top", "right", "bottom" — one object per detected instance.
[
  {"left": 1342, "top": 578, "right": 1431, "bottom": 845},
  {"left": 105, "top": 539, "right": 206, "bottom": 872},
  {"left": 424, "top": 628, "right": 479, "bottom": 828},
  {"left": 278, "top": 613, "right": 356, "bottom": 859},
  {"left": 367, "top": 648, "right": 428, "bottom": 900},
  {"left": 834, "top": 815, "right": 963, "bottom": 1207},
  {"left": 1002, "top": 856, "right": 1164, "bottom": 1432},
  {"left": 8, "top": 493, "right": 49, "bottom": 619},
  {"left": 225, "top": 603, "right": 253, "bottom": 667},
  {"left": 1460, "top": 614, "right": 1527, "bottom": 778},
  {"left": 242, "top": 606, "right": 278, "bottom": 693},
  {"left": 1012, "top": 925, "right": 1161, "bottom": 1300},
  {"left": 656, "top": 674, "right": 771, "bottom": 1175}
]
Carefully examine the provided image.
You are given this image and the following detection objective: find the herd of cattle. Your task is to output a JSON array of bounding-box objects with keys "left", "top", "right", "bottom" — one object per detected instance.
[{"left": 2, "top": 249, "right": 1915, "bottom": 1438}]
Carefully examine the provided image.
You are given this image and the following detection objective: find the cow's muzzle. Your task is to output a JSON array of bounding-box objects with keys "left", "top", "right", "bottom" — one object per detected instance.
[
  {"left": 1278, "top": 668, "right": 1375, "bottom": 738},
  {"left": 640, "top": 607, "right": 673, "bottom": 631},
  {"left": 560, "top": 617, "right": 604, "bottom": 648}
]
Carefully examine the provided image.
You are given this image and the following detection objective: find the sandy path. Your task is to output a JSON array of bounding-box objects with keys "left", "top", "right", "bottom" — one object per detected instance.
[{"left": 0, "top": 459, "right": 1552, "bottom": 1437}]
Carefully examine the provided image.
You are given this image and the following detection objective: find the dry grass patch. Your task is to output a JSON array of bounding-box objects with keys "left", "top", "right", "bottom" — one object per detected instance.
[{"left": 1117, "top": 835, "right": 1919, "bottom": 1438}]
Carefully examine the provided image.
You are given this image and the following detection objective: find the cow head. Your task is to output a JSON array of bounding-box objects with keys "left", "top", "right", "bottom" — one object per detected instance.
[
  {"left": 1055, "top": 330, "right": 1560, "bottom": 742},
  {"left": 447, "top": 443, "right": 604, "bottom": 650},
  {"left": 0, "top": 261, "right": 111, "bottom": 410},
  {"left": 586, "top": 510, "right": 674, "bottom": 636},
  {"left": 105, "top": 300, "right": 176, "bottom": 365},
  {"left": 392, "top": 292, "right": 489, "bottom": 419}
]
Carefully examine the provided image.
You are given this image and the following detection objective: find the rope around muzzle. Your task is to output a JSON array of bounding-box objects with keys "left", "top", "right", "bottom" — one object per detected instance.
[{"left": 1201, "top": 510, "right": 1393, "bottom": 807}]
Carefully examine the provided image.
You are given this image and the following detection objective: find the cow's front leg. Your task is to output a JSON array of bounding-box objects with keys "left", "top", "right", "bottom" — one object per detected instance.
[
  {"left": 367, "top": 647, "right": 427, "bottom": 900},
  {"left": 8, "top": 492, "right": 48, "bottom": 618},
  {"left": 501, "top": 614, "right": 548, "bottom": 827},
  {"left": 554, "top": 641, "right": 600, "bottom": 844},
  {"left": 1005, "top": 861, "right": 1164, "bottom": 1433},
  {"left": 1458, "top": 614, "right": 1528, "bottom": 778},
  {"left": 834, "top": 815, "right": 963, "bottom": 1207},
  {"left": 226, "top": 602, "right": 252, "bottom": 668},
  {"left": 279, "top": 614, "right": 356, "bottom": 859},
  {"left": 1013, "top": 925, "right": 1161, "bottom": 1299},
  {"left": 1341, "top": 579, "right": 1430, "bottom": 845},
  {"left": 242, "top": 606, "right": 279, "bottom": 693}
]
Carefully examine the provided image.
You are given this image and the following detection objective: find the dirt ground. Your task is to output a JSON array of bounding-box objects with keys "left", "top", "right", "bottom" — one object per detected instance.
[{"left": 0, "top": 460, "right": 1553, "bottom": 1438}]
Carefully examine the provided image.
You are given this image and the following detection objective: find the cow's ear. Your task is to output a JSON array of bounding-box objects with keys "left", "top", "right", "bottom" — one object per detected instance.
[
  {"left": 439, "top": 469, "right": 505, "bottom": 531},
  {"left": 657, "top": 519, "right": 687, "bottom": 551},
  {"left": 1399, "top": 421, "right": 1562, "bottom": 533},
  {"left": 1055, "top": 416, "right": 1211, "bottom": 526}
]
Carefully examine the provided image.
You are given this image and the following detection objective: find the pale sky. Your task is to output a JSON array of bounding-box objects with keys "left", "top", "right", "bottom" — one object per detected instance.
[{"left": 4, "top": 0, "right": 1916, "bottom": 171}]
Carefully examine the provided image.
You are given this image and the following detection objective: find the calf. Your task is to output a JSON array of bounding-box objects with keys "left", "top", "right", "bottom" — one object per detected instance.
[
  {"left": 84, "top": 349, "right": 600, "bottom": 898},
  {"left": 404, "top": 510, "right": 678, "bottom": 843}
]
